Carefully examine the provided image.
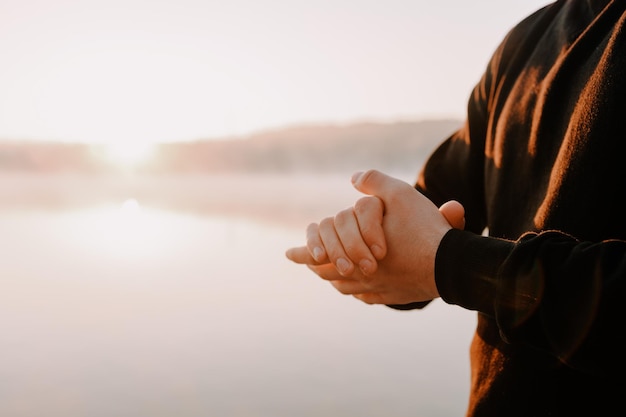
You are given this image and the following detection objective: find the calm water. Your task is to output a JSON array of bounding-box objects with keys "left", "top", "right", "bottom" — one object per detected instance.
[{"left": 0, "top": 202, "right": 475, "bottom": 417}]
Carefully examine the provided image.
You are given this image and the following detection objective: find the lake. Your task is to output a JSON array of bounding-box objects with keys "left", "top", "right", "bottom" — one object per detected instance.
[{"left": 0, "top": 174, "right": 476, "bottom": 417}]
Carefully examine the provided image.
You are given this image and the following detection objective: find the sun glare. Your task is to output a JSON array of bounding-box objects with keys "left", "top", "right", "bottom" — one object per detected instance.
[
  {"left": 73, "top": 199, "right": 165, "bottom": 260},
  {"left": 120, "top": 198, "right": 142, "bottom": 215},
  {"left": 103, "top": 142, "right": 157, "bottom": 167}
]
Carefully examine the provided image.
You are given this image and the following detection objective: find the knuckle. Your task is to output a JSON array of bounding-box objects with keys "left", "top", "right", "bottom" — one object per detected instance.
[
  {"left": 353, "top": 196, "right": 374, "bottom": 214},
  {"left": 333, "top": 208, "right": 353, "bottom": 227},
  {"left": 354, "top": 197, "right": 384, "bottom": 225},
  {"left": 319, "top": 216, "right": 334, "bottom": 229},
  {"left": 305, "top": 222, "right": 319, "bottom": 234}
]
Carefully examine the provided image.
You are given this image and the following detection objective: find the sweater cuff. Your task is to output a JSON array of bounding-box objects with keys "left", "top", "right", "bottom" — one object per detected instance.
[{"left": 435, "top": 228, "right": 514, "bottom": 316}]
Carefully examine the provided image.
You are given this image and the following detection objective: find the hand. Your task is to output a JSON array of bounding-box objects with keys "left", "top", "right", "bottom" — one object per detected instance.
[
  {"left": 286, "top": 170, "right": 465, "bottom": 305},
  {"left": 285, "top": 195, "right": 464, "bottom": 276},
  {"left": 298, "top": 195, "right": 387, "bottom": 276}
]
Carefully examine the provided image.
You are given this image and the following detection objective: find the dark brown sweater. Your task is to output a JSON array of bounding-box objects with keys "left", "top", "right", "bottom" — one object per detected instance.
[{"left": 408, "top": 1, "right": 626, "bottom": 415}]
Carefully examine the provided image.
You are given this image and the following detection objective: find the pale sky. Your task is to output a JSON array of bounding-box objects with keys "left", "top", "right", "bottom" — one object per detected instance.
[{"left": 0, "top": 0, "right": 551, "bottom": 145}]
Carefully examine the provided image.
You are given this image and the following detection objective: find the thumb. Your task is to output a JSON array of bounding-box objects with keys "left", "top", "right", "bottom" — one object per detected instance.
[
  {"left": 439, "top": 200, "right": 465, "bottom": 230},
  {"left": 351, "top": 170, "right": 412, "bottom": 200}
]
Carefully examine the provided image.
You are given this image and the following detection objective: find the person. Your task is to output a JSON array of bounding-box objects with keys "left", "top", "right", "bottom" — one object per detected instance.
[{"left": 286, "top": 0, "right": 626, "bottom": 415}]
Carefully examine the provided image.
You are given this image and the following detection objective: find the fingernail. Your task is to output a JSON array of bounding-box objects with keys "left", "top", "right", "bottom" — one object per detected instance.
[
  {"left": 351, "top": 171, "right": 363, "bottom": 184},
  {"left": 370, "top": 244, "right": 385, "bottom": 260},
  {"left": 359, "top": 259, "right": 374, "bottom": 275},
  {"left": 336, "top": 258, "right": 351, "bottom": 275},
  {"left": 312, "top": 247, "right": 324, "bottom": 261}
]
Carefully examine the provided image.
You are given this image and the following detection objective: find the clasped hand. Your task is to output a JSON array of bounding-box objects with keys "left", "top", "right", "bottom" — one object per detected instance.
[{"left": 285, "top": 170, "right": 465, "bottom": 305}]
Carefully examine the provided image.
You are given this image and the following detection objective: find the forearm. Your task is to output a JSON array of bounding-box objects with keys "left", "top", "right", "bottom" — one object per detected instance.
[{"left": 436, "top": 228, "right": 626, "bottom": 375}]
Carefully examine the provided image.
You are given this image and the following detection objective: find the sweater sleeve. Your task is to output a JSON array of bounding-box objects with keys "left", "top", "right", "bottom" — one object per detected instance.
[
  {"left": 388, "top": 3, "right": 564, "bottom": 311},
  {"left": 436, "top": 228, "right": 626, "bottom": 374}
]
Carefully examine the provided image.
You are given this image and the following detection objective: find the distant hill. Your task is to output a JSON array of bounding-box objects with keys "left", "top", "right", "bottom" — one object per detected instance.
[{"left": 0, "top": 119, "right": 462, "bottom": 174}]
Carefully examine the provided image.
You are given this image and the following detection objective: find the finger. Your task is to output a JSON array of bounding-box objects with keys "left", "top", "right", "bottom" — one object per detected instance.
[
  {"left": 439, "top": 200, "right": 466, "bottom": 230},
  {"left": 308, "top": 263, "right": 359, "bottom": 281},
  {"left": 353, "top": 196, "right": 387, "bottom": 260},
  {"left": 318, "top": 217, "right": 355, "bottom": 276},
  {"left": 306, "top": 222, "right": 328, "bottom": 262},
  {"left": 334, "top": 207, "right": 378, "bottom": 275},
  {"left": 285, "top": 245, "right": 320, "bottom": 265},
  {"left": 351, "top": 169, "right": 413, "bottom": 201}
]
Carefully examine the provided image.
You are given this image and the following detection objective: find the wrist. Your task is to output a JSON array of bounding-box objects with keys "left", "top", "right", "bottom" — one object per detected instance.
[{"left": 426, "top": 225, "right": 452, "bottom": 299}]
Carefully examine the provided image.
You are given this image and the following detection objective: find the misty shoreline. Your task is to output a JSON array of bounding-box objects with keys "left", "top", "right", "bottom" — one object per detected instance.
[
  {"left": 0, "top": 119, "right": 459, "bottom": 174},
  {"left": 0, "top": 119, "right": 458, "bottom": 228},
  {"left": 0, "top": 171, "right": 420, "bottom": 229}
]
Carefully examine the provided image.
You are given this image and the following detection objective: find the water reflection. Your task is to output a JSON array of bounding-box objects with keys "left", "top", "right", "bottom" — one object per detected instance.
[{"left": 0, "top": 204, "right": 474, "bottom": 417}]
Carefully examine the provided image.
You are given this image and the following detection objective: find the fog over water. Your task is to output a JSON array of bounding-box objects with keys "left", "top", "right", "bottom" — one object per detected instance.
[{"left": 0, "top": 173, "right": 476, "bottom": 417}]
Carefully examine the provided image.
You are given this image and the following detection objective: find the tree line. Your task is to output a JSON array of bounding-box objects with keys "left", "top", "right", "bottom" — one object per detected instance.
[{"left": 0, "top": 119, "right": 462, "bottom": 174}]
